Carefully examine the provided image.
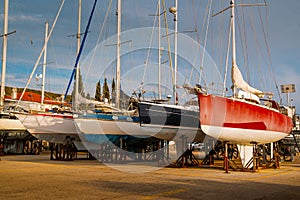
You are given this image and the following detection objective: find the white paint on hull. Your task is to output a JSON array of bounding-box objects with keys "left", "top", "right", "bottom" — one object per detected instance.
[
  {"left": 0, "top": 117, "right": 26, "bottom": 131},
  {"left": 74, "top": 118, "right": 200, "bottom": 141},
  {"left": 15, "top": 113, "right": 77, "bottom": 135},
  {"left": 201, "top": 125, "right": 288, "bottom": 145}
]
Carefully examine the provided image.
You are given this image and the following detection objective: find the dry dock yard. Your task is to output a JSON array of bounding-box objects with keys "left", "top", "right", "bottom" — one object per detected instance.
[{"left": 0, "top": 153, "right": 299, "bottom": 200}]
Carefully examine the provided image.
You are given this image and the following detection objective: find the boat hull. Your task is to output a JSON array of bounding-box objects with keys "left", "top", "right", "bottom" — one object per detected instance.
[
  {"left": 74, "top": 116, "right": 177, "bottom": 142},
  {"left": 138, "top": 102, "right": 204, "bottom": 142},
  {"left": 138, "top": 102, "right": 200, "bottom": 128},
  {"left": 0, "top": 113, "right": 26, "bottom": 132},
  {"left": 74, "top": 107, "right": 205, "bottom": 146},
  {"left": 198, "top": 93, "right": 293, "bottom": 145},
  {"left": 15, "top": 112, "right": 78, "bottom": 143}
]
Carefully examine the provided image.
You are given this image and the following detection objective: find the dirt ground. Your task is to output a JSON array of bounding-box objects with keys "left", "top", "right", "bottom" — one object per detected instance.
[{"left": 0, "top": 153, "right": 300, "bottom": 200}]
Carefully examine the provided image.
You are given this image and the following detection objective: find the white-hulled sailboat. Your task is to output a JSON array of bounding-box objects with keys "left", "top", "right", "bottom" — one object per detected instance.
[
  {"left": 0, "top": 0, "right": 26, "bottom": 133},
  {"left": 73, "top": 0, "right": 182, "bottom": 150},
  {"left": 13, "top": 0, "right": 79, "bottom": 143}
]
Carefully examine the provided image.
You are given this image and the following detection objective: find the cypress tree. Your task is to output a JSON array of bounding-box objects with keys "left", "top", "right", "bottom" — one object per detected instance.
[
  {"left": 72, "top": 69, "right": 85, "bottom": 97},
  {"left": 77, "top": 69, "right": 85, "bottom": 96},
  {"left": 111, "top": 77, "right": 116, "bottom": 103},
  {"left": 95, "top": 80, "right": 101, "bottom": 101},
  {"left": 103, "top": 78, "right": 110, "bottom": 102}
]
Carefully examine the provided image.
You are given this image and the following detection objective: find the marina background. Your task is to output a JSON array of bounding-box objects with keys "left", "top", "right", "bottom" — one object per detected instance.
[{"left": 0, "top": 0, "right": 299, "bottom": 109}]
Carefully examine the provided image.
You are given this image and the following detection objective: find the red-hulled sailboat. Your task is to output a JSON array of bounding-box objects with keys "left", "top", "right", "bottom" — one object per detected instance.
[
  {"left": 195, "top": 0, "right": 293, "bottom": 163},
  {"left": 196, "top": 89, "right": 293, "bottom": 145}
]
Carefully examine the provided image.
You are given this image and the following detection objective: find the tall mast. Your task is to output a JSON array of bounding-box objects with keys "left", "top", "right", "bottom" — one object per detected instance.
[
  {"left": 231, "top": 0, "right": 237, "bottom": 97},
  {"left": 171, "top": 0, "right": 178, "bottom": 104},
  {"left": 174, "top": 0, "right": 178, "bottom": 104},
  {"left": 158, "top": 0, "right": 162, "bottom": 99},
  {"left": 0, "top": 0, "right": 8, "bottom": 110},
  {"left": 116, "top": 0, "right": 121, "bottom": 109},
  {"left": 19, "top": 0, "right": 65, "bottom": 104},
  {"left": 212, "top": 0, "right": 266, "bottom": 97},
  {"left": 41, "top": 22, "right": 49, "bottom": 107},
  {"left": 74, "top": 0, "right": 81, "bottom": 111}
]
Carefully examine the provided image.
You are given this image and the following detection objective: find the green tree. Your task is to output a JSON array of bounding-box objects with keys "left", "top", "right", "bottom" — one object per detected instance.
[
  {"left": 72, "top": 68, "right": 85, "bottom": 98},
  {"left": 95, "top": 80, "right": 101, "bottom": 101},
  {"left": 102, "top": 78, "right": 110, "bottom": 102},
  {"left": 78, "top": 69, "right": 85, "bottom": 96},
  {"left": 111, "top": 77, "right": 116, "bottom": 103}
]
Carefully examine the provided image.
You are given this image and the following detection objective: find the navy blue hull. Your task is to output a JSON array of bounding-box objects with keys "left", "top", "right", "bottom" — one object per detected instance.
[{"left": 138, "top": 102, "right": 199, "bottom": 129}]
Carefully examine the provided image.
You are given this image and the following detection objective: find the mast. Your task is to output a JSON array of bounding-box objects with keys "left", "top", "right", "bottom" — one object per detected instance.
[
  {"left": 41, "top": 22, "right": 49, "bottom": 107},
  {"left": 74, "top": 0, "right": 81, "bottom": 111},
  {"left": 231, "top": 0, "right": 237, "bottom": 97},
  {"left": 19, "top": 0, "right": 65, "bottom": 104},
  {"left": 174, "top": 0, "right": 178, "bottom": 104},
  {"left": 64, "top": 0, "right": 97, "bottom": 100},
  {"left": 116, "top": 0, "right": 121, "bottom": 109},
  {"left": 0, "top": 0, "right": 8, "bottom": 110},
  {"left": 212, "top": 1, "right": 266, "bottom": 97},
  {"left": 158, "top": 0, "right": 162, "bottom": 99},
  {"left": 169, "top": 0, "right": 178, "bottom": 104}
]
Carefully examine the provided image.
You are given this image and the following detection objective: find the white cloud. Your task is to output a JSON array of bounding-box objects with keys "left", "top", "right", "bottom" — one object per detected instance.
[
  {"left": 0, "top": 14, "right": 43, "bottom": 23},
  {"left": 9, "top": 14, "right": 43, "bottom": 23}
]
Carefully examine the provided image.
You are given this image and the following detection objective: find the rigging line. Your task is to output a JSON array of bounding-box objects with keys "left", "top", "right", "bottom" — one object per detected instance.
[
  {"left": 209, "top": 1, "right": 224, "bottom": 87},
  {"left": 102, "top": 3, "right": 114, "bottom": 86},
  {"left": 188, "top": 0, "right": 206, "bottom": 84},
  {"left": 239, "top": 0, "right": 250, "bottom": 84},
  {"left": 252, "top": 2, "right": 265, "bottom": 90},
  {"left": 255, "top": 0, "right": 268, "bottom": 91},
  {"left": 187, "top": 0, "right": 197, "bottom": 84},
  {"left": 214, "top": 1, "right": 224, "bottom": 81},
  {"left": 199, "top": 0, "right": 212, "bottom": 87},
  {"left": 18, "top": 0, "right": 66, "bottom": 104},
  {"left": 201, "top": 1, "right": 217, "bottom": 93},
  {"left": 48, "top": 25, "right": 60, "bottom": 92},
  {"left": 141, "top": 1, "right": 158, "bottom": 86},
  {"left": 199, "top": 1, "right": 209, "bottom": 43},
  {"left": 248, "top": 3, "right": 264, "bottom": 89},
  {"left": 220, "top": 1, "right": 228, "bottom": 78},
  {"left": 235, "top": 3, "right": 247, "bottom": 82},
  {"left": 64, "top": 0, "right": 98, "bottom": 100},
  {"left": 237, "top": 0, "right": 258, "bottom": 87},
  {"left": 251, "top": 0, "right": 264, "bottom": 90},
  {"left": 191, "top": 0, "right": 201, "bottom": 43},
  {"left": 258, "top": 1, "right": 281, "bottom": 99},
  {"left": 161, "top": 0, "right": 174, "bottom": 89},
  {"left": 83, "top": 0, "right": 113, "bottom": 85},
  {"left": 223, "top": 14, "right": 232, "bottom": 97}
]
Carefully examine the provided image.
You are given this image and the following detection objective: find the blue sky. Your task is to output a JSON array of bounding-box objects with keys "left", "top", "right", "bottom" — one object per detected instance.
[{"left": 0, "top": 0, "right": 300, "bottom": 112}]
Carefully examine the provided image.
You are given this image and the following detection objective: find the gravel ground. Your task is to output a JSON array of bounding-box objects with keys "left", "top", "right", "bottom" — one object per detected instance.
[{"left": 0, "top": 153, "right": 300, "bottom": 200}]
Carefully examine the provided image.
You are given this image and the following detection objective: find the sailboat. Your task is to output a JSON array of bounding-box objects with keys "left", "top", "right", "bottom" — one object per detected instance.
[
  {"left": 0, "top": 0, "right": 26, "bottom": 133},
  {"left": 138, "top": 0, "right": 203, "bottom": 144},
  {"left": 194, "top": 0, "right": 293, "bottom": 165},
  {"left": 13, "top": 0, "right": 79, "bottom": 144},
  {"left": 73, "top": 0, "right": 182, "bottom": 150}
]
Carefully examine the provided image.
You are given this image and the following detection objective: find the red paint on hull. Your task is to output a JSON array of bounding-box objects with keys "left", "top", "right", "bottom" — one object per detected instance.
[
  {"left": 30, "top": 112, "right": 73, "bottom": 119},
  {"left": 223, "top": 122, "right": 266, "bottom": 130},
  {"left": 198, "top": 94, "right": 293, "bottom": 135}
]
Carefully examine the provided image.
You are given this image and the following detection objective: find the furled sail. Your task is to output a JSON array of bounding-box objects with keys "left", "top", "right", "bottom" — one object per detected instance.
[
  {"left": 75, "top": 93, "right": 134, "bottom": 114},
  {"left": 76, "top": 93, "right": 102, "bottom": 106},
  {"left": 231, "top": 64, "right": 262, "bottom": 95}
]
